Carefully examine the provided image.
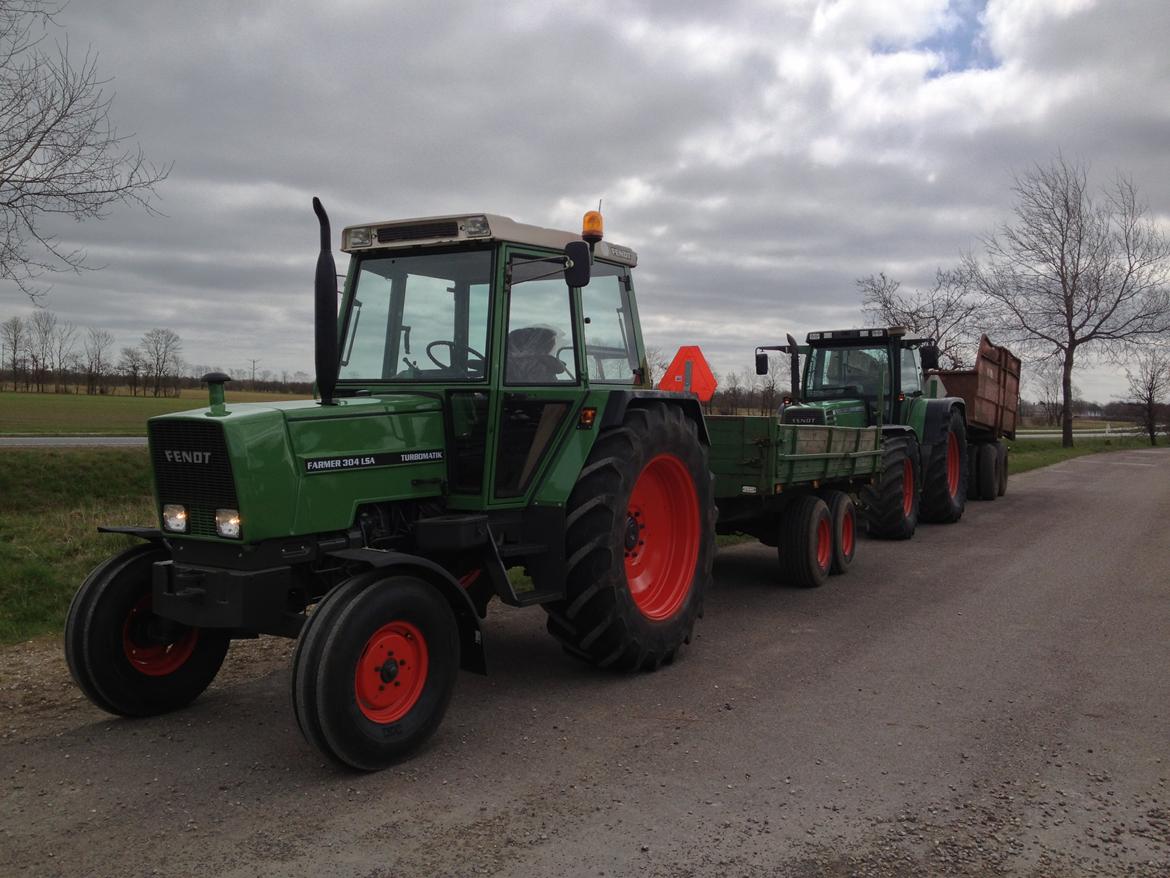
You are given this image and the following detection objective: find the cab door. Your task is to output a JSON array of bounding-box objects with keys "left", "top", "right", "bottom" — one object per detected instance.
[{"left": 487, "top": 248, "right": 581, "bottom": 505}]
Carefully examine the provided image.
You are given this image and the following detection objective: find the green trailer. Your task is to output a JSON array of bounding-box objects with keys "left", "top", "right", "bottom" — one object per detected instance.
[{"left": 706, "top": 415, "right": 881, "bottom": 587}]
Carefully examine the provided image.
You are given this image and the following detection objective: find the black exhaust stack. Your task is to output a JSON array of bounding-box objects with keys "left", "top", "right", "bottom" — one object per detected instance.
[
  {"left": 786, "top": 333, "right": 801, "bottom": 403},
  {"left": 312, "top": 197, "right": 339, "bottom": 406}
]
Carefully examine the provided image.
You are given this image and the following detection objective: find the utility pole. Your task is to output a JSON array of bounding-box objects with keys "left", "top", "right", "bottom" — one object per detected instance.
[{"left": 250, "top": 358, "right": 260, "bottom": 391}]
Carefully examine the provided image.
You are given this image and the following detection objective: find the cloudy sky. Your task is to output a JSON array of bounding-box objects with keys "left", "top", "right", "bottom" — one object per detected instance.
[{"left": 4, "top": 0, "right": 1170, "bottom": 400}]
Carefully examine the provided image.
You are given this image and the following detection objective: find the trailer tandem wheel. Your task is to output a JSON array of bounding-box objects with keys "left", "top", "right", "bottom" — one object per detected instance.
[
  {"left": 817, "top": 489, "right": 857, "bottom": 575},
  {"left": 777, "top": 495, "right": 834, "bottom": 587},
  {"left": 65, "top": 543, "right": 229, "bottom": 716},
  {"left": 543, "top": 404, "right": 715, "bottom": 672}
]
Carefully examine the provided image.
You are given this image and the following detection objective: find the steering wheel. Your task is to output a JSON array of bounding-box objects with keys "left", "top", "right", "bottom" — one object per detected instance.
[{"left": 426, "top": 340, "right": 486, "bottom": 376}]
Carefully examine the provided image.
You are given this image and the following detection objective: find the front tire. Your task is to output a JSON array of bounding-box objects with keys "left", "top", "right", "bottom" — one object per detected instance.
[
  {"left": 292, "top": 575, "right": 459, "bottom": 771},
  {"left": 920, "top": 409, "right": 968, "bottom": 523},
  {"left": 543, "top": 404, "right": 715, "bottom": 671},
  {"left": 65, "top": 543, "right": 229, "bottom": 716},
  {"left": 861, "top": 433, "right": 920, "bottom": 540}
]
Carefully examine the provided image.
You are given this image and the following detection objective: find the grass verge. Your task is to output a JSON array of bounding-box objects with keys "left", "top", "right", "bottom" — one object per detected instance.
[
  {"left": 0, "top": 448, "right": 155, "bottom": 644},
  {"left": 1008, "top": 434, "right": 1152, "bottom": 475}
]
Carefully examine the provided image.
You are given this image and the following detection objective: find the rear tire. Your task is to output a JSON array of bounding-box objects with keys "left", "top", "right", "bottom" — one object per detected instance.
[
  {"left": 973, "top": 443, "right": 998, "bottom": 501},
  {"left": 996, "top": 441, "right": 1009, "bottom": 496},
  {"left": 65, "top": 543, "right": 229, "bottom": 716},
  {"left": 543, "top": 404, "right": 715, "bottom": 671},
  {"left": 861, "top": 433, "right": 920, "bottom": 540},
  {"left": 292, "top": 575, "right": 459, "bottom": 771},
  {"left": 919, "top": 409, "right": 968, "bottom": 523},
  {"left": 777, "top": 495, "right": 833, "bottom": 588},
  {"left": 819, "top": 489, "right": 856, "bottom": 575}
]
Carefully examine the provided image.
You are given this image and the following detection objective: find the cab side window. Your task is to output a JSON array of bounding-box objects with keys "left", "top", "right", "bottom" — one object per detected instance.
[
  {"left": 581, "top": 264, "right": 638, "bottom": 383},
  {"left": 505, "top": 256, "right": 576, "bottom": 385},
  {"left": 901, "top": 348, "right": 922, "bottom": 396}
]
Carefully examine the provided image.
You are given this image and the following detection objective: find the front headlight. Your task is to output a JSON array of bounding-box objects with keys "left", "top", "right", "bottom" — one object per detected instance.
[
  {"left": 215, "top": 508, "right": 242, "bottom": 539},
  {"left": 162, "top": 504, "right": 188, "bottom": 533}
]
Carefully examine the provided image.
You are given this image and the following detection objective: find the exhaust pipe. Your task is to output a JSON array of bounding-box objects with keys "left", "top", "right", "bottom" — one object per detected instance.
[
  {"left": 312, "top": 197, "right": 339, "bottom": 406},
  {"left": 786, "top": 333, "right": 801, "bottom": 404}
]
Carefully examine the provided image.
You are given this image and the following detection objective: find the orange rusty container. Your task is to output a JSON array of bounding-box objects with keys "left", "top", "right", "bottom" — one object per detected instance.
[{"left": 934, "top": 335, "right": 1021, "bottom": 440}]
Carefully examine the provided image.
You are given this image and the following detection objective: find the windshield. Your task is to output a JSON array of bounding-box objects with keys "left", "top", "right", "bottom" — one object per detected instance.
[
  {"left": 806, "top": 345, "right": 890, "bottom": 399},
  {"left": 339, "top": 250, "right": 492, "bottom": 382}
]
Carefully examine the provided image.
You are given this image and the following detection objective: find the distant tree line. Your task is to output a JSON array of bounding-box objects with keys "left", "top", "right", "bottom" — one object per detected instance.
[{"left": 0, "top": 308, "right": 312, "bottom": 396}]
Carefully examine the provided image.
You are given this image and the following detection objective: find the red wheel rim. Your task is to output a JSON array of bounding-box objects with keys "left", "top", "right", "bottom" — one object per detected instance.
[
  {"left": 946, "top": 432, "right": 960, "bottom": 498},
  {"left": 841, "top": 505, "right": 855, "bottom": 557},
  {"left": 816, "top": 516, "right": 832, "bottom": 570},
  {"left": 901, "top": 458, "right": 914, "bottom": 518},
  {"left": 623, "top": 453, "right": 700, "bottom": 621},
  {"left": 122, "top": 595, "right": 198, "bottom": 677},
  {"left": 354, "top": 621, "right": 428, "bottom": 724}
]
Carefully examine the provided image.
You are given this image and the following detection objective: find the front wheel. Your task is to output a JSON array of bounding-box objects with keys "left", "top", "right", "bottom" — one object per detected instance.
[
  {"left": 65, "top": 543, "right": 229, "bottom": 716},
  {"left": 861, "top": 433, "right": 920, "bottom": 540},
  {"left": 543, "top": 404, "right": 715, "bottom": 671},
  {"left": 919, "top": 409, "right": 968, "bottom": 523},
  {"left": 292, "top": 575, "right": 458, "bottom": 771}
]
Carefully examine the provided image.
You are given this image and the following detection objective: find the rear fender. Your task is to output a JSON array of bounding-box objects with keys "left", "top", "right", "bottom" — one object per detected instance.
[
  {"left": 921, "top": 398, "right": 966, "bottom": 447},
  {"left": 326, "top": 548, "right": 486, "bottom": 675},
  {"left": 598, "top": 390, "right": 710, "bottom": 446}
]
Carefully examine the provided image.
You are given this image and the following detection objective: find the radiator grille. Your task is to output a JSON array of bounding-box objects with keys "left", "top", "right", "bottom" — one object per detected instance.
[
  {"left": 377, "top": 220, "right": 459, "bottom": 243},
  {"left": 148, "top": 420, "right": 239, "bottom": 537}
]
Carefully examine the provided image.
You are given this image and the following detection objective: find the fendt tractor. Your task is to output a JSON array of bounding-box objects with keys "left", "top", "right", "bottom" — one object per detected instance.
[
  {"left": 66, "top": 203, "right": 881, "bottom": 771},
  {"left": 755, "top": 327, "right": 1020, "bottom": 540}
]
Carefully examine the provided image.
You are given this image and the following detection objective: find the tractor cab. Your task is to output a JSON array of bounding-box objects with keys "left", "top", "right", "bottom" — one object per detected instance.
[
  {"left": 335, "top": 213, "right": 646, "bottom": 507},
  {"left": 762, "top": 328, "right": 939, "bottom": 428}
]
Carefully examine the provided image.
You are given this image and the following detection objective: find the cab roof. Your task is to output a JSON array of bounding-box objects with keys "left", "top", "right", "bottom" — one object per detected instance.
[{"left": 340, "top": 213, "right": 637, "bottom": 267}]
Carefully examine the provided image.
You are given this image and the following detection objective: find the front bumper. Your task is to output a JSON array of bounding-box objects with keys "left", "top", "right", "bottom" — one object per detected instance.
[{"left": 152, "top": 560, "right": 306, "bottom": 637}]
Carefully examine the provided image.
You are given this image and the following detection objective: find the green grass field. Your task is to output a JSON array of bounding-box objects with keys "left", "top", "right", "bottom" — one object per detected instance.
[
  {"left": 0, "top": 435, "right": 1158, "bottom": 645},
  {"left": 0, "top": 389, "right": 310, "bottom": 436}
]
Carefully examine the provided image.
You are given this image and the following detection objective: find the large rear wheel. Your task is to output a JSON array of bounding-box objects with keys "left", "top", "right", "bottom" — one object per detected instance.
[
  {"left": 861, "top": 433, "right": 920, "bottom": 540},
  {"left": 919, "top": 408, "right": 968, "bottom": 523},
  {"left": 543, "top": 404, "right": 715, "bottom": 671},
  {"left": 65, "top": 543, "right": 229, "bottom": 716},
  {"left": 292, "top": 575, "right": 458, "bottom": 771}
]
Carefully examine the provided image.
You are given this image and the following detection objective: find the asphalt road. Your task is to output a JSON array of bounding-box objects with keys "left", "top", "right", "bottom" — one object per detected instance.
[{"left": 2, "top": 448, "right": 1168, "bottom": 877}]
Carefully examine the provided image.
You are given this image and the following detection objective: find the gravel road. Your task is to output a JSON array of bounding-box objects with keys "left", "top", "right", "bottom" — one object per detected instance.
[{"left": 2, "top": 448, "right": 1168, "bottom": 877}]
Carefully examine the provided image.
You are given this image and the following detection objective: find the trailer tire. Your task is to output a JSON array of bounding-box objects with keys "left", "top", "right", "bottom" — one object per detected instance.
[
  {"left": 543, "top": 403, "right": 715, "bottom": 671},
  {"left": 818, "top": 489, "right": 856, "bottom": 575},
  {"left": 973, "top": 443, "right": 998, "bottom": 501},
  {"left": 292, "top": 575, "right": 458, "bottom": 771},
  {"left": 861, "top": 433, "right": 920, "bottom": 540},
  {"left": 65, "top": 543, "right": 229, "bottom": 716},
  {"left": 919, "top": 409, "right": 968, "bottom": 524},
  {"left": 778, "top": 495, "right": 834, "bottom": 587},
  {"left": 996, "top": 441, "right": 1009, "bottom": 496}
]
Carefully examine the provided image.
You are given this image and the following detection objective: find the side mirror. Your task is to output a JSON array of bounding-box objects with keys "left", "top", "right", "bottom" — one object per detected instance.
[
  {"left": 920, "top": 344, "right": 940, "bottom": 372},
  {"left": 755, "top": 351, "right": 768, "bottom": 375},
  {"left": 564, "top": 241, "right": 591, "bottom": 288}
]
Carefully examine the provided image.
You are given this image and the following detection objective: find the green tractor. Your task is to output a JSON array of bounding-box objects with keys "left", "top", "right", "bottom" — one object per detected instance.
[
  {"left": 756, "top": 326, "right": 1017, "bottom": 540},
  {"left": 66, "top": 203, "right": 716, "bottom": 770}
]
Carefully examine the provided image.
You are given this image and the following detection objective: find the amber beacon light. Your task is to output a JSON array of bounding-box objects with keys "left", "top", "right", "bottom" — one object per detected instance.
[{"left": 582, "top": 210, "right": 604, "bottom": 244}]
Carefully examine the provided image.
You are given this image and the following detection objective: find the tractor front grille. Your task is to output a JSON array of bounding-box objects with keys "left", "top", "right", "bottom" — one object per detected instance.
[
  {"left": 377, "top": 220, "right": 459, "bottom": 243},
  {"left": 148, "top": 420, "right": 239, "bottom": 537}
]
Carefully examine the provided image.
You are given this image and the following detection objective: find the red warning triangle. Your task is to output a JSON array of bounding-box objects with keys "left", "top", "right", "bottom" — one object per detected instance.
[{"left": 656, "top": 346, "right": 718, "bottom": 402}]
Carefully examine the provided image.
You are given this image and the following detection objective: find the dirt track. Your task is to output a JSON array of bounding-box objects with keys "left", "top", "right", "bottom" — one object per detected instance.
[{"left": 3, "top": 448, "right": 1169, "bottom": 877}]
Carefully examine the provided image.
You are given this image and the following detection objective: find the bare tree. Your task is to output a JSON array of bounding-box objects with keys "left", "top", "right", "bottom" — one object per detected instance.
[
  {"left": 118, "top": 344, "right": 144, "bottom": 396},
  {"left": 140, "top": 326, "right": 181, "bottom": 397},
  {"left": 858, "top": 269, "right": 983, "bottom": 368},
  {"left": 643, "top": 345, "right": 671, "bottom": 386},
  {"left": 50, "top": 316, "right": 74, "bottom": 391},
  {"left": 82, "top": 325, "right": 111, "bottom": 394},
  {"left": 1124, "top": 349, "right": 1170, "bottom": 446},
  {"left": 1, "top": 1, "right": 169, "bottom": 300},
  {"left": 1, "top": 313, "right": 22, "bottom": 389},
  {"left": 963, "top": 156, "right": 1170, "bottom": 447},
  {"left": 25, "top": 305, "right": 54, "bottom": 389}
]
